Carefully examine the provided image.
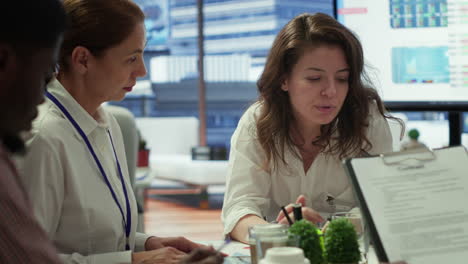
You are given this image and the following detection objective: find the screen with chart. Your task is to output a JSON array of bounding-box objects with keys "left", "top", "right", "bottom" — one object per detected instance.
[{"left": 336, "top": 0, "right": 468, "bottom": 106}]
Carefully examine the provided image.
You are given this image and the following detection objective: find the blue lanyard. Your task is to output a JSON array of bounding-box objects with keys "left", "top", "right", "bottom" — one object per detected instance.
[{"left": 46, "top": 91, "right": 132, "bottom": 251}]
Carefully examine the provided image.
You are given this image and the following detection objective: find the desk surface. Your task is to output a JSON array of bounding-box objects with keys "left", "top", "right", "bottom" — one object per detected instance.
[{"left": 204, "top": 240, "right": 380, "bottom": 264}]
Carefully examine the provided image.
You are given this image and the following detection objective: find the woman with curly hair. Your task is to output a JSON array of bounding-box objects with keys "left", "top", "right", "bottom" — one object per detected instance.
[{"left": 222, "top": 12, "right": 400, "bottom": 243}]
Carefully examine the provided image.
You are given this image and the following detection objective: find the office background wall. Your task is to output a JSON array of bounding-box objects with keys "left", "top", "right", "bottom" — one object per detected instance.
[
  {"left": 110, "top": 0, "right": 468, "bottom": 149},
  {"left": 109, "top": 0, "right": 334, "bottom": 148}
]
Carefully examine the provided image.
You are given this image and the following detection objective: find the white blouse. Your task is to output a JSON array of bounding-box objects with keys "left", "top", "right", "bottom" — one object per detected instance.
[
  {"left": 221, "top": 102, "right": 393, "bottom": 235},
  {"left": 16, "top": 79, "right": 150, "bottom": 264}
]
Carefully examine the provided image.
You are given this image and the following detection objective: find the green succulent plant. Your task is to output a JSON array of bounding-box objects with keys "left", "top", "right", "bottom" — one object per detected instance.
[
  {"left": 288, "top": 219, "right": 324, "bottom": 264},
  {"left": 324, "top": 218, "right": 361, "bottom": 264},
  {"left": 408, "top": 128, "right": 420, "bottom": 140}
]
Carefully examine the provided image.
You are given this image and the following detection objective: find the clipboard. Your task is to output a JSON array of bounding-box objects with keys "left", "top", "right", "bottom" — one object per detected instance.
[{"left": 343, "top": 145, "right": 468, "bottom": 264}]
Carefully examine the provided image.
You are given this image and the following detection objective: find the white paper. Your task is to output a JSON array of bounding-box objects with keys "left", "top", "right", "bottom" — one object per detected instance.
[{"left": 350, "top": 146, "right": 468, "bottom": 264}]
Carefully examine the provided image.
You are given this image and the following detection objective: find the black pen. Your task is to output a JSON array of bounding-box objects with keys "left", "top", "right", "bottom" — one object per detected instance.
[{"left": 281, "top": 206, "right": 293, "bottom": 226}]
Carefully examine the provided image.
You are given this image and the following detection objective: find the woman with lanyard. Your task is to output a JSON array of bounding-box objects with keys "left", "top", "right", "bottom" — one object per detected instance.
[{"left": 17, "top": 1, "right": 221, "bottom": 264}]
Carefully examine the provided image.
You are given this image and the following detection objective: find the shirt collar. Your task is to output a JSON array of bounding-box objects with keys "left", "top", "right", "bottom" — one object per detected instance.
[{"left": 46, "top": 78, "right": 110, "bottom": 136}]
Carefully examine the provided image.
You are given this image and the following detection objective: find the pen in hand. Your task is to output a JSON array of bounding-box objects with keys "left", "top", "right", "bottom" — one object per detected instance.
[
  {"left": 215, "top": 237, "right": 231, "bottom": 253},
  {"left": 281, "top": 206, "right": 294, "bottom": 226}
]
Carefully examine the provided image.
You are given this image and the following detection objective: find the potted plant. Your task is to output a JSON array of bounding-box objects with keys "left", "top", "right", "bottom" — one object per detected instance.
[
  {"left": 288, "top": 219, "right": 325, "bottom": 264},
  {"left": 324, "top": 218, "right": 361, "bottom": 264},
  {"left": 198, "top": 188, "right": 210, "bottom": 209},
  {"left": 137, "top": 130, "right": 150, "bottom": 167}
]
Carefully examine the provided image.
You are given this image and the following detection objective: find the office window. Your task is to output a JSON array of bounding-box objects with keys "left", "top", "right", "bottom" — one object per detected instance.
[{"left": 111, "top": 0, "right": 335, "bottom": 148}]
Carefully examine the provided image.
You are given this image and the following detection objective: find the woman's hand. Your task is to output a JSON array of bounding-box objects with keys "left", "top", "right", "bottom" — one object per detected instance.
[
  {"left": 145, "top": 236, "right": 205, "bottom": 253},
  {"left": 180, "top": 247, "right": 224, "bottom": 264},
  {"left": 276, "top": 195, "right": 324, "bottom": 224},
  {"left": 133, "top": 247, "right": 187, "bottom": 264}
]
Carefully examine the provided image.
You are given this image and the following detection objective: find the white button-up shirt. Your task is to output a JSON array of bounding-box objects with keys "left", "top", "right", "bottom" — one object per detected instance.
[
  {"left": 16, "top": 79, "right": 150, "bottom": 264},
  {"left": 221, "top": 102, "right": 393, "bottom": 235}
]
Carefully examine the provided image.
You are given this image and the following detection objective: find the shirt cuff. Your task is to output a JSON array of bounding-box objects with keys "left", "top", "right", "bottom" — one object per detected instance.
[
  {"left": 223, "top": 208, "right": 262, "bottom": 237},
  {"left": 135, "top": 232, "right": 153, "bottom": 252}
]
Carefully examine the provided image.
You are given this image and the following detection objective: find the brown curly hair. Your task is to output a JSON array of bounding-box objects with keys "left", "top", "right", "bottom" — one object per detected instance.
[{"left": 256, "top": 12, "right": 399, "bottom": 170}]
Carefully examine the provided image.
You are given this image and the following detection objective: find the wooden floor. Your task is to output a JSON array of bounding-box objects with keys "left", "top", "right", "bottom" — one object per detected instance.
[{"left": 144, "top": 198, "right": 224, "bottom": 241}]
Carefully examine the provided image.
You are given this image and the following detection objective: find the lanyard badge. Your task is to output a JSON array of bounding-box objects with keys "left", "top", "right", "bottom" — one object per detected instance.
[{"left": 46, "top": 91, "right": 132, "bottom": 251}]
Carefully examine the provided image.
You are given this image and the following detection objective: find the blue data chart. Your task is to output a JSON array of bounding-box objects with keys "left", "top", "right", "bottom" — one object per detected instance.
[
  {"left": 392, "top": 46, "right": 449, "bottom": 84},
  {"left": 390, "top": 0, "right": 448, "bottom": 28}
]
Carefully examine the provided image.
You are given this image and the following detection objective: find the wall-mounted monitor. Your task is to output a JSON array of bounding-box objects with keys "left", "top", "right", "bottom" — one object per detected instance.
[{"left": 336, "top": 0, "right": 468, "bottom": 111}]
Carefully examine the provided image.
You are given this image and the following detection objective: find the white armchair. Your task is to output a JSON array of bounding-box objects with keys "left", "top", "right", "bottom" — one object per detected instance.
[{"left": 135, "top": 117, "right": 228, "bottom": 186}]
